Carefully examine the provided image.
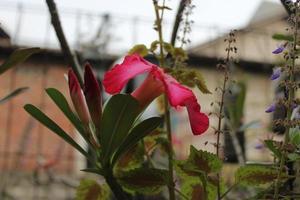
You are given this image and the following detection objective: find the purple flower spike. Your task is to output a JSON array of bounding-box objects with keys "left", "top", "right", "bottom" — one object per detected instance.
[
  {"left": 265, "top": 103, "right": 276, "bottom": 113},
  {"left": 272, "top": 45, "right": 285, "bottom": 54},
  {"left": 270, "top": 67, "right": 281, "bottom": 80}
]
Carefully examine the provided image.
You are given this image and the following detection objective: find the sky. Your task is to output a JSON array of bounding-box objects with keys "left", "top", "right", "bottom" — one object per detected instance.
[{"left": 0, "top": 0, "right": 280, "bottom": 54}]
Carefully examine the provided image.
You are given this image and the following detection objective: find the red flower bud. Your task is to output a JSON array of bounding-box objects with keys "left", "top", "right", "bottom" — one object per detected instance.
[
  {"left": 84, "top": 63, "right": 102, "bottom": 130},
  {"left": 68, "top": 69, "right": 90, "bottom": 125}
]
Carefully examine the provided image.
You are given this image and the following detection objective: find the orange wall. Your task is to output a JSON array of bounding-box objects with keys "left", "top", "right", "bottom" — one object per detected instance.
[{"left": 0, "top": 59, "right": 76, "bottom": 173}]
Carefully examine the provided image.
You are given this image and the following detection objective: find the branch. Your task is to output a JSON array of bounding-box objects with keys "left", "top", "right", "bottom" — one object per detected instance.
[
  {"left": 170, "top": 0, "right": 188, "bottom": 46},
  {"left": 45, "top": 0, "right": 83, "bottom": 86}
]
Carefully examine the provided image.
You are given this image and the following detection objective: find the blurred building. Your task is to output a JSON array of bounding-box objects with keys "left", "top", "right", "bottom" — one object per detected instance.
[{"left": 174, "top": 1, "right": 288, "bottom": 162}]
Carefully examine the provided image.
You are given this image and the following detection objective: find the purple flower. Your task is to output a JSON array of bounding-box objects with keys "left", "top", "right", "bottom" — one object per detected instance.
[
  {"left": 265, "top": 103, "right": 276, "bottom": 113},
  {"left": 255, "top": 143, "right": 264, "bottom": 150},
  {"left": 270, "top": 67, "right": 281, "bottom": 80},
  {"left": 272, "top": 45, "right": 285, "bottom": 54}
]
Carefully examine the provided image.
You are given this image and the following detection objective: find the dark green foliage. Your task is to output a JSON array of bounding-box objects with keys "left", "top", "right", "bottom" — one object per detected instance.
[
  {"left": 272, "top": 33, "right": 293, "bottom": 42},
  {"left": 24, "top": 104, "right": 90, "bottom": 159},
  {"left": 0, "top": 87, "right": 28, "bottom": 104},
  {"left": 235, "top": 165, "right": 285, "bottom": 186},
  {"left": 112, "top": 117, "right": 163, "bottom": 166},
  {"left": 118, "top": 167, "right": 168, "bottom": 195},
  {"left": 100, "top": 94, "right": 140, "bottom": 166}
]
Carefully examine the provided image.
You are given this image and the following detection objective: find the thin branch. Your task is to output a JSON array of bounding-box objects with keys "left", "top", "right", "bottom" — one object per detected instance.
[
  {"left": 45, "top": 0, "right": 83, "bottom": 86},
  {"left": 170, "top": 0, "right": 188, "bottom": 46}
]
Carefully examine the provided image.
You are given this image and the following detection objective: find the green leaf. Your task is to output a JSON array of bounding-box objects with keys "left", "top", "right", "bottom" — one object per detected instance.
[
  {"left": 227, "top": 81, "right": 246, "bottom": 129},
  {"left": 24, "top": 104, "right": 89, "bottom": 158},
  {"left": 264, "top": 139, "right": 281, "bottom": 158},
  {"left": 172, "top": 47, "right": 188, "bottom": 62},
  {"left": 186, "top": 146, "right": 222, "bottom": 174},
  {"left": 118, "top": 167, "right": 168, "bottom": 195},
  {"left": 194, "top": 71, "right": 211, "bottom": 94},
  {"left": 180, "top": 178, "right": 218, "bottom": 200},
  {"left": 0, "top": 47, "right": 41, "bottom": 75},
  {"left": 112, "top": 117, "right": 162, "bottom": 166},
  {"left": 100, "top": 94, "right": 140, "bottom": 166},
  {"left": 272, "top": 33, "right": 293, "bottom": 42},
  {"left": 128, "top": 44, "right": 149, "bottom": 57},
  {"left": 150, "top": 41, "right": 160, "bottom": 52},
  {"left": 168, "top": 68, "right": 211, "bottom": 94},
  {"left": 0, "top": 87, "right": 28, "bottom": 104},
  {"left": 80, "top": 168, "right": 104, "bottom": 176},
  {"left": 163, "top": 42, "right": 174, "bottom": 55},
  {"left": 289, "top": 128, "right": 300, "bottom": 146},
  {"left": 235, "top": 164, "right": 284, "bottom": 186},
  {"left": 114, "top": 143, "right": 144, "bottom": 174},
  {"left": 287, "top": 153, "right": 300, "bottom": 161},
  {"left": 76, "top": 179, "right": 109, "bottom": 200},
  {"left": 45, "top": 88, "right": 89, "bottom": 142}
]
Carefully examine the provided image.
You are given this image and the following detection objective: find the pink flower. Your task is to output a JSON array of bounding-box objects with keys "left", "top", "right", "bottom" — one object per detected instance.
[
  {"left": 68, "top": 69, "right": 90, "bottom": 125},
  {"left": 103, "top": 54, "right": 209, "bottom": 135}
]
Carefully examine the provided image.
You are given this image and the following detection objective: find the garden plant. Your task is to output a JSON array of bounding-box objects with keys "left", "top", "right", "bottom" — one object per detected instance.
[{"left": 12, "top": 0, "right": 300, "bottom": 199}]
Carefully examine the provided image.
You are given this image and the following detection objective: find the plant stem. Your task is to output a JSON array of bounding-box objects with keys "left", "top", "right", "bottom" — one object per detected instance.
[
  {"left": 45, "top": 0, "right": 83, "bottom": 86},
  {"left": 273, "top": 5, "right": 298, "bottom": 199},
  {"left": 215, "top": 37, "right": 232, "bottom": 200},
  {"left": 220, "top": 182, "right": 239, "bottom": 199},
  {"left": 152, "top": 1, "right": 175, "bottom": 199},
  {"left": 104, "top": 168, "right": 131, "bottom": 200}
]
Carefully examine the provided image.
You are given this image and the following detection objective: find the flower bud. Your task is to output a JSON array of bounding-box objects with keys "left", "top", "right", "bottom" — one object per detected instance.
[
  {"left": 68, "top": 69, "right": 90, "bottom": 125},
  {"left": 84, "top": 63, "right": 102, "bottom": 130}
]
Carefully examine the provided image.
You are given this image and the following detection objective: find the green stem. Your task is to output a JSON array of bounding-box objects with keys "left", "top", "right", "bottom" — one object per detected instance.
[
  {"left": 220, "top": 182, "right": 239, "bottom": 199},
  {"left": 273, "top": 6, "right": 298, "bottom": 199},
  {"left": 152, "top": 1, "right": 175, "bottom": 199},
  {"left": 104, "top": 169, "right": 131, "bottom": 200}
]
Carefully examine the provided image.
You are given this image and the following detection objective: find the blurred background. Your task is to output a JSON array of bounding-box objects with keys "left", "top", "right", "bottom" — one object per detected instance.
[{"left": 0, "top": 0, "right": 289, "bottom": 199}]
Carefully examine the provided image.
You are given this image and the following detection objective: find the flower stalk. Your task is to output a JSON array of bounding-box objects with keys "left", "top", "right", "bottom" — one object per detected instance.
[
  {"left": 153, "top": 1, "right": 176, "bottom": 199},
  {"left": 215, "top": 31, "right": 236, "bottom": 200},
  {"left": 274, "top": 2, "right": 299, "bottom": 199}
]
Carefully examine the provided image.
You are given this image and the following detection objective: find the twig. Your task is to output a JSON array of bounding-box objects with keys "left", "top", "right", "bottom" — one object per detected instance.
[
  {"left": 170, "top": 0, "right": 188, "bottom": 46},
  {"left": 45, "top": 0, "right": 83, "bottom": 86}
]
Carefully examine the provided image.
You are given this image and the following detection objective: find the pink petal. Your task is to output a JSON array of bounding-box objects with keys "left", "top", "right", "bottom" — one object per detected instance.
[
  {"left": 185, "top": 97, "right": 209, "bottom": 135},
  {"left": 153, "top": 69, "right": 209, "bottom": 135},
  {"left": 103, "top": 54, "right": 155, "bottom": 94},
  {"left": 163, "top": 74, "right": 193, "bottom": 107},
  {"left": 131, "top": 73, "right": 164, "bottom": 108}
]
